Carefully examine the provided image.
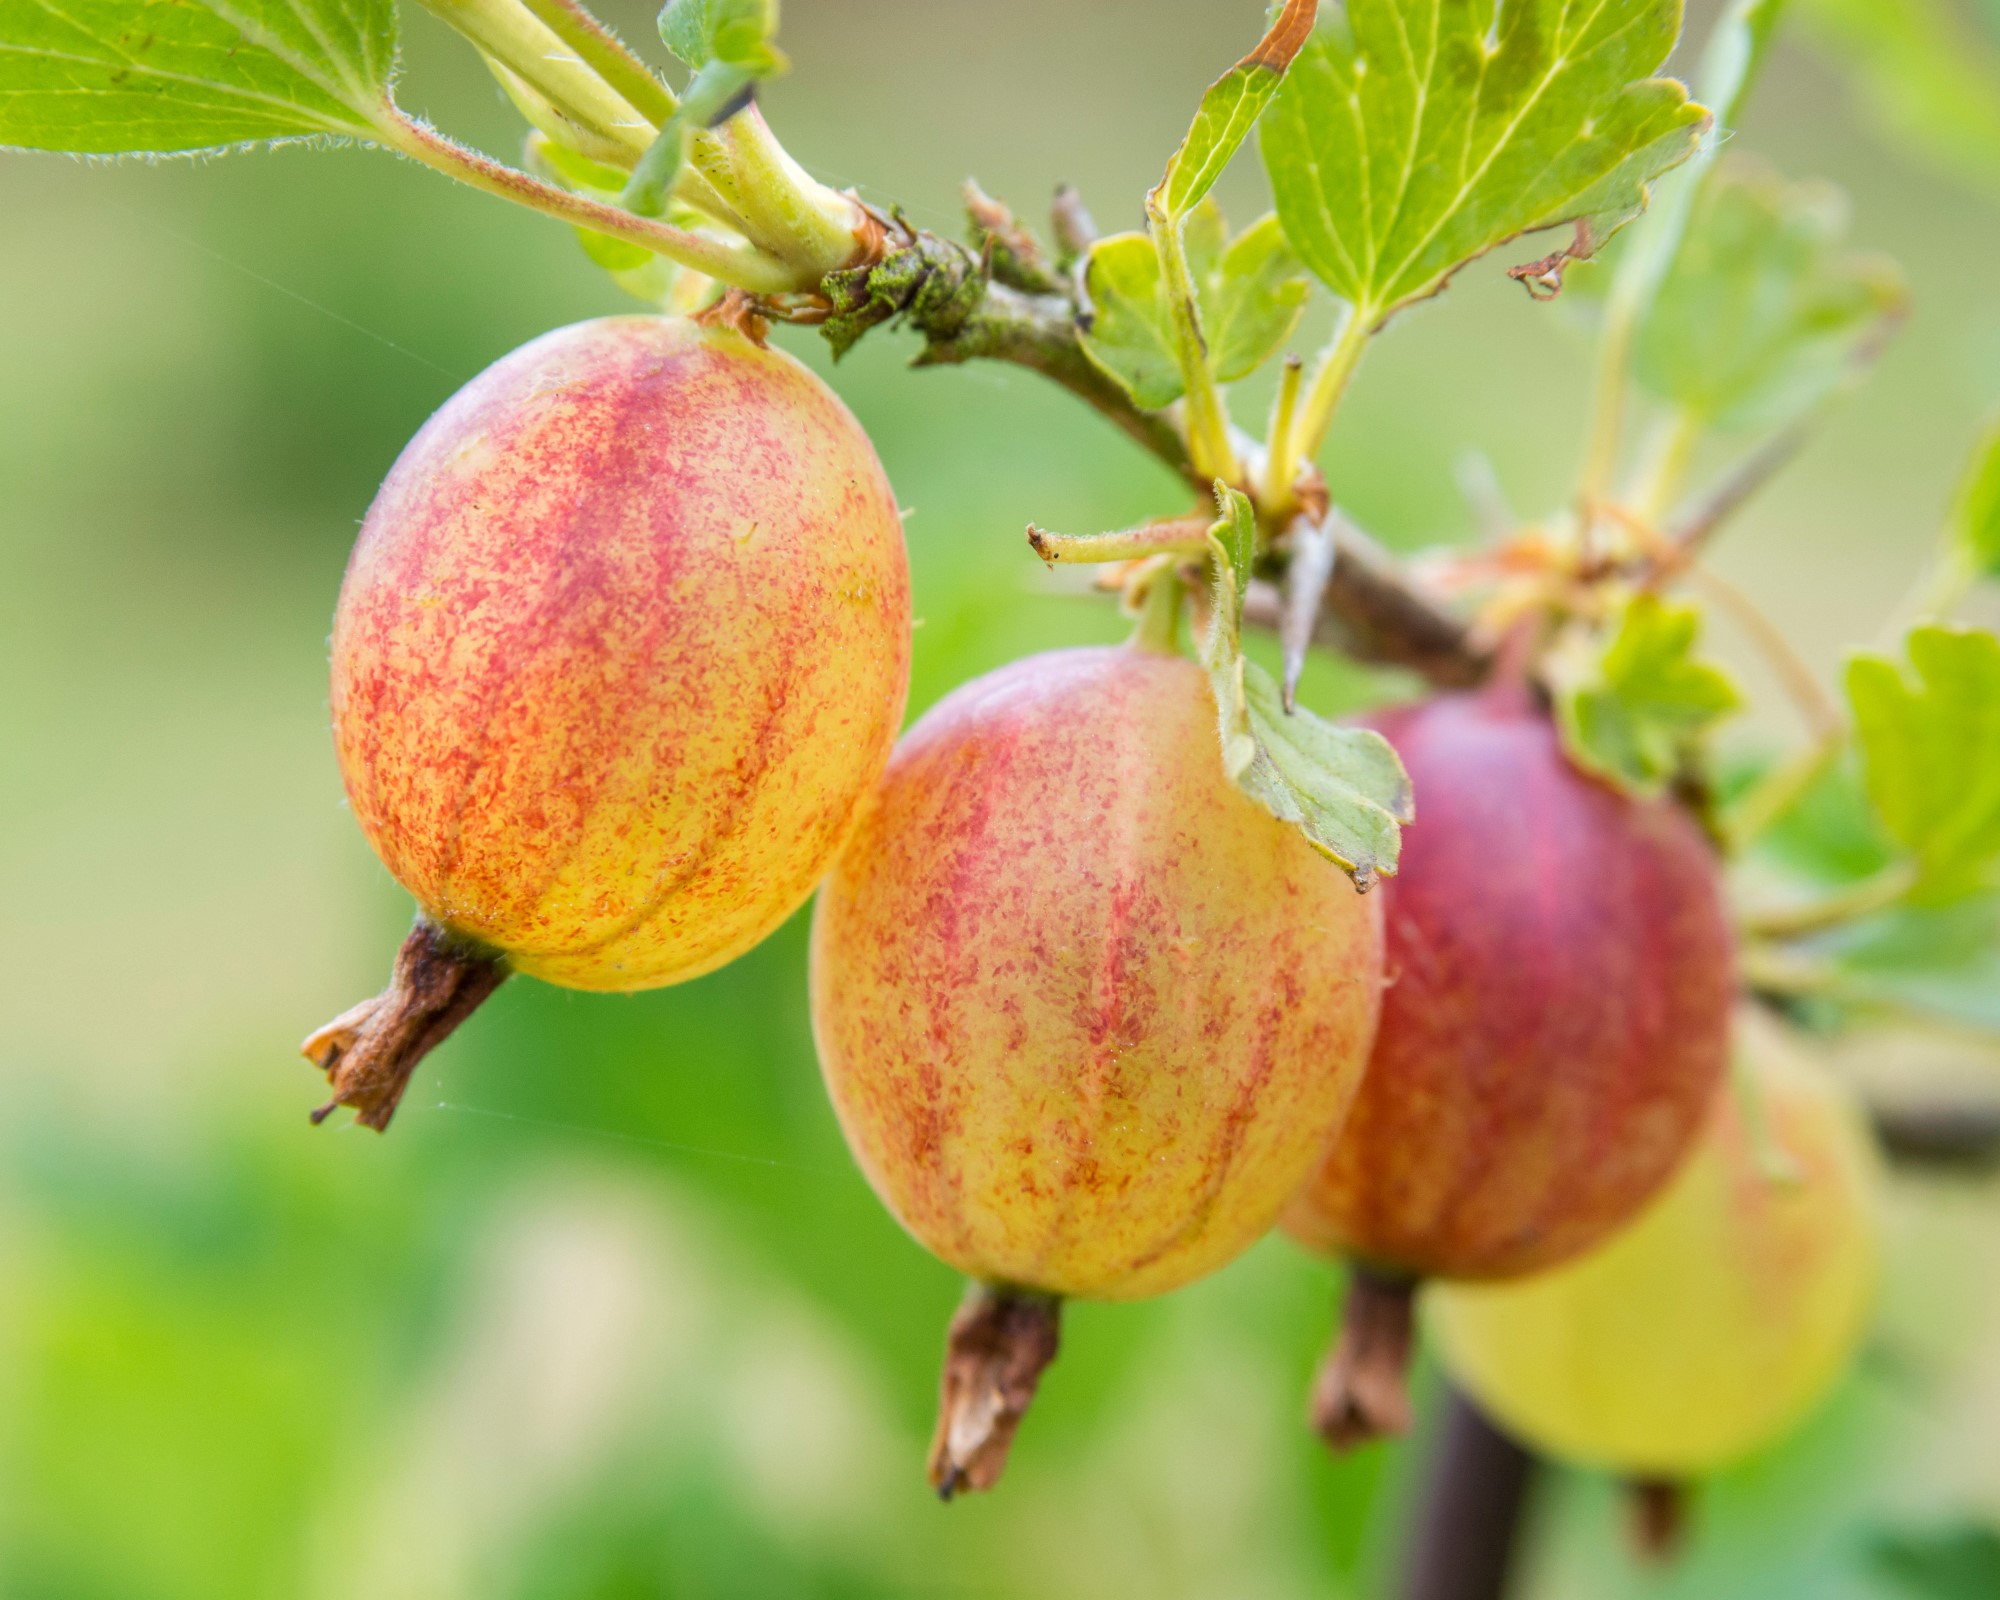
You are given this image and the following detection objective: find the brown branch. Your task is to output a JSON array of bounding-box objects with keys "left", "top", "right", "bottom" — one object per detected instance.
[
  {"left": 818, "top": 220, "right": 1490, "bottom": 690},
  {"left": 1247, "top": 515, "right": 1489, "bottom": 687},
  {"left": 1402, "top": 1388, "right": 1539, "bottom": 1600},
  {"left": 1873, "top": 1102, "right": 2000, "bottom": 1174}
]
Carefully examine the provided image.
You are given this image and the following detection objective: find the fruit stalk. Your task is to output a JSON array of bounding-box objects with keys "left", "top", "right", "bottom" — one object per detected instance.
[
  {"left": 928, "top": 1286, "right": 1062, "bottom": 1500},
  {"left": 1311, "top": 1266, "right": 1418, "bottom": 1451},
  {"left": 301, "top": 919, "right": 508, "bottom": 1131}
]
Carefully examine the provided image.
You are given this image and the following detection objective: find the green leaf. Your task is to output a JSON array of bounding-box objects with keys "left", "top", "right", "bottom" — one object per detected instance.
[
  {"left": 1154, "top": 0, "right": 1316, "bottom": 219},
  {"left": 1201, "top": 485, "right": 1412, "bottom": 888},
  {"left": 1078, "top": 206, "right": 1310, "bottom": 408},
  {"left": 1555, "top": 594, "right": 1744, "bottom": 794},
  {"left": 1822, "top": 895, "right": 2000, "bottom": 1034},
  {"left": 1847, "top": 626, "right": 2000, "bottom": 899},
  {"left": 1796, "top": 0, "right": 2000, "bottom": 191},
  {"left": 1076, "top": 233, "right": 1181, "bottom": 410},
  {"left": 1949, "top": 420, "right": 2000, "bottom": 581},
  {"left": 1201, "top": 212, "right": 1313, "bottom": 382},
  {"left": 658, "top": 0, "right": 784, "bottom": 73},
  {"left": 1873, "top": 1523, "right": 2000, "bottom": 1600},
  {"left": 1260, "top": 0, "right": 1709, "bottom": 326},
  {"left": 0, "top": 0, "right": 396, "bottom": 153},
  {"left": 1635, "top": 162, "right": 1907, "bottom": 433}
]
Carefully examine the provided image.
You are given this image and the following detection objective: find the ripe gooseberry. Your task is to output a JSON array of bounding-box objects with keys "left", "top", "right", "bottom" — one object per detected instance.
[
  {"left": 1430, "top": 1007, "right": 1881, "bottom": 1541},
  {"left": 306, "top": 315, "right": 911, "bottom": 1128},
  {"left": 1283, "top": 682, "right": 1735, "bottom": 1448},
  {"left": 810, "top": 643, "right": 1385, "bottom": 1496}
]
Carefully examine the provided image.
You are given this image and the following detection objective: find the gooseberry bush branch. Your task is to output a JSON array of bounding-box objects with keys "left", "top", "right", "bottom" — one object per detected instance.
[{"left": 14, "top": 0, "right": 2000, "bottom": 1569}]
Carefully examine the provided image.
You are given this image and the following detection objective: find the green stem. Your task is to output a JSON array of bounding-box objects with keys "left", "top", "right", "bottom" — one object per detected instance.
[
  {"left": 1285, "top": 308, "right": 1369, "bottom": 500},
  {"left": 378, "top": 113, "right": 803, "bottom": 291},
  {"left": 1723, "top": 735, "right": 1840, "bottom": 855},
  {"left": 417, "top": 0, "right": 655, "bottom": 159},
  {"left": 486, "top": 57, "right": 647, "bottom": 172},
  {"left": 1628, "top": 408, "right": 1702, "bottom": 525},
  {"left": 1263, "top": 354, "right": 1305, "bottom": 512},
  {"left": 1146, "top": 196, "right": 1237, "bottom": 484},
  {"left": 1028, "top": 517, "right": 1213, "bottom": 565},
  {"left": 1740, "top": 861, "right": 1919, "bottom": 941},
  {"left": 690, "top": 106, "right": 870, "bottom": 280},
  {"left": 514, "top": 0, "right": 678, "bottom": 127},
  {"left": 1129, "top": 566, "right": 1187, "bottom": 655}
]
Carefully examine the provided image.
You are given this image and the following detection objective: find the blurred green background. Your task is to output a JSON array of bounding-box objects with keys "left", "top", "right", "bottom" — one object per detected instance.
[{"left": 5, "top": 0, "right": 2000, "bottom": 1595}]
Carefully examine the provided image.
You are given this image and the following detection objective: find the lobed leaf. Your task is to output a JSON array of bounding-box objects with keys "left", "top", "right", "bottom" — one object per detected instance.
[
  {"left": 1154, "top": 0, "right": 1317, "bottom": 219},
  {"left": 1636, "top": 162, "right": 1907, "bottom": 433},
  {"left": 1555, "top": 594, "right": 1742, "bottom": 794},
  {"left": 1259, "top": 0, "right": 1709, "bottom": 327},
  {"left": 0, "top": 0, "right": 396, "bottom": 153},
  {"left": 1201, "top": 483, "right": 1412, "bottom": 887},
  {"left": 1847, "top": 625, "right": 2000, "bottom": 900},
  {"left": 1077, "top": 205, "right": 1310, "bottom": 408}
]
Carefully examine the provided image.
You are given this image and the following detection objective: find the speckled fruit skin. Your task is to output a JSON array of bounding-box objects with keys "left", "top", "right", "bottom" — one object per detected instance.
[
  {"left": 810, "top": 646, "right": 1386, "bottom": 1302},
  {"left": 331, "top": 316, "right": 909, "bottom": 991},
  {"left": 1284, "top": 684, "right": 1735, "bottom": 1282},
  {"left": 1431, "top": 1009, "right": 1882, "bottom": 1477}
]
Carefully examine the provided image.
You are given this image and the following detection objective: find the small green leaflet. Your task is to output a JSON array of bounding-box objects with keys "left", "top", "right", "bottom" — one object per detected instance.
[
  {"left": 1847, "top": 626, "right": 2000, "bottom": 900},
  {"left": 1636, "top": 163, "right": 1906, "bottom": 433},
  {"left": 658, "top": 0, "right": 784, "bottom": 73},
  {"left": 1949, "top": 420, "right": 2000, "bottom": 582},
  {"left": 1555, "top": 594, "right": 1742, "bottom": 794},
  {"left": 0, "top": 0, "right": 396, "bottom": 152},
  {"left": 1260, "top": 0, "right": 1709, "bottom": 327},
  {"left": 1154, "top": 0, "right": 1317, "bottom": 219},
  {"left": 1202, "top": 482, "right": 1413, "bottom": 887},
  {"left": 1078, "top": 207, "right": 1311, "bottom": 409}
]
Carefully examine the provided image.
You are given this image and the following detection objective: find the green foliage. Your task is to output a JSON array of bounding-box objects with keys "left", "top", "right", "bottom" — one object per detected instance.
[
  {"left": 1152, "top": 0, "right": 1315, "bottom": 220},
  {"left": 1795, "top": 0, "right": 2000, "bottom": 189},
  {"left": 1078, "top": 207, "right": 1310, "bottom": 409},
  {"left": 1822, "top": 894, "right": 2000, "bottom": 1033},
  {"left": 629, "top": 0, "right": 786, "bottom": 217},
  {"left": 1635, "top": 163, "right": 1906, "bottom": 433},
  {"left": 1948, "top": 420, "right": 2000, "bottom": 582},
  {"left": 658, "top": 0, "right": 785, "bottom": 73},
  {"left": 1847, "top": 626, "right": 2000, "bottom": 900},
  {"left": 1259, "top": 0, "right": 1708, "bottom": 327},
  {"left": 1202, "top": 485, "right": 1412, "bottom": 887},
  {"left": 1556, "top": 594, "right": 1743, "bottom": 794},
  {"left": 1873, "top": 1523, "right": 2000, "bottom": 1599},
  {"left": 0, "top": 0, "right": 396, "bottom": 153}
]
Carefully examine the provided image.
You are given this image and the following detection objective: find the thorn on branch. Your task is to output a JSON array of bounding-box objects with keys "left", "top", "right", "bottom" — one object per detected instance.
[
  {"left": 1051, "top": 183, "right": 1100, "bottom": 269},
  {"left": 964, "top": 180, "right": 1064, "bottom": 295},
  {"left": 1280, "top": 515, "right": 1339, "bottom": 712}
]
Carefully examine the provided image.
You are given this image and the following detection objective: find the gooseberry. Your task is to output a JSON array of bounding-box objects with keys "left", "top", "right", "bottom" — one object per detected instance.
[
  {"left": 306, "top": 315, "right": 911, "bottom": 1128},
  {"left": 811, "top": 643, "right": 1385, "bottom": 1495},
  {"left": 1431, "top": 1007, "right": 1881, "bottom": 1491},
  {"left": 1284, "top": 682, "right": 1736, "bottom": 1447}
]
